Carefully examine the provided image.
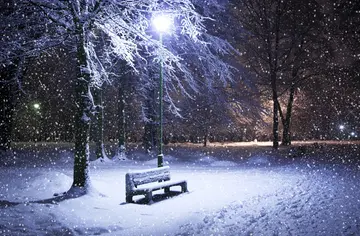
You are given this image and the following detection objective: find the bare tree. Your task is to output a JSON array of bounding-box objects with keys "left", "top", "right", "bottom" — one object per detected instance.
[{"left": 231, "top": 0, "right": 329, "bottom": 148}]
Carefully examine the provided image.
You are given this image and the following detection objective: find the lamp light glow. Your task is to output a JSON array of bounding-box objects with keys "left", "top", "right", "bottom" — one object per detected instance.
[
  {"left": 33, "top": 103, "right": 40, "bottom": 109},
  {"left": 153, "top": 15, "right": 172, "bottom": 33}
]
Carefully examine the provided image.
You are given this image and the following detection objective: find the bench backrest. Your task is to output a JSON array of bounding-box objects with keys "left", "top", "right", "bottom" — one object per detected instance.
[{"left": 126, "top": 166, "right": 171, "bottom": 191}]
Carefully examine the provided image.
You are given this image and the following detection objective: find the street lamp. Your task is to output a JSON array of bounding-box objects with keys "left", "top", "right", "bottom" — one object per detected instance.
[
  {"left": 33, "top": 103, "right": 40, "bottom": 110},
  {"left": 339, "top": 124, "right": 345, "bottom": 131},
  {"left": 153, "top": 14, "right": 172, "bottom": 167},
  {"left": 33, "top": 103, "right": 41, "bottom": 141},
  {"left": 153, "top": 15, "right": 172, "bottom": 33}
]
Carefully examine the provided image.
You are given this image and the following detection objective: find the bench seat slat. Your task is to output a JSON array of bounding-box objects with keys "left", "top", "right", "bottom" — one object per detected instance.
[
  {"left": 127, "top": 166, "right": 170, "bottom": 187},
  {"left": 128, "top": 179, "right": 187, "bottom": 194}
]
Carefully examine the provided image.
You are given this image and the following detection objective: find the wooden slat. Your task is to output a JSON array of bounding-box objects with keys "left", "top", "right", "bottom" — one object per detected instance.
[{"left": 126, "top": 166, "right": 171, "bottom": 191}]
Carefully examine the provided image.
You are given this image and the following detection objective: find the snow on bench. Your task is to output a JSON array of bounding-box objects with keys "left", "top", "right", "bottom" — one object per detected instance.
[{"left": 125, "top": 166, "right": 188, "bottom": 204}]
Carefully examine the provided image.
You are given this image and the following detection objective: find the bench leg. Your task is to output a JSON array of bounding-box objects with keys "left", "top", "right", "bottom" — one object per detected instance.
[
  {"left": 146, "top": 191, "right": 153, "bottom": 204},
  {"left": 181, "top": 182, "right": 188, "bottom": 193},
  {"left": 126, "top": 195, "right": 133, "bottom": 203}
]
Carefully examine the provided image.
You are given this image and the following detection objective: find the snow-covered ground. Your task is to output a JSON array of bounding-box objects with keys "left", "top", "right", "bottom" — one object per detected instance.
[{"left": 0, "top": 141, "right": 359, "bottom": 235}]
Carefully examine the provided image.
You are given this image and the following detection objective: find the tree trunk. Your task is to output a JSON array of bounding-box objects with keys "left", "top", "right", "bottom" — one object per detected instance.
[
  {"left": 272, "top": 97, "right": 280, "bottom": 149},
  {"left": 92, "top": 87, "right": 108, "bottom": 161},
  {"left": 203, "top": 133, "right": 208, "bottom": 147},
  {"left": 71, "top": 26, "right": 93, "bottom": 193},
  {"left": 116, "top": 82, "right": 126, "bottom": 159},
  {"left": 271, "top": 73, "right": 279, "bottom": 149},
  {"left": 281, "top": 84, "right": 296, "bottom": 146},
  {"left": 203, "top": 125, "right": 208, "bottom": 147}
]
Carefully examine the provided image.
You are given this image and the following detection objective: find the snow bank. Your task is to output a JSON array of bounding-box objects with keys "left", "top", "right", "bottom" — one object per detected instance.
[
  {"left": 198, "top": 155, "right": 218, "bottom": 164},
  {"left": 143, "top": 155, "right": 178, "bottom": 165},
  {"left": 210, "top": 160, "right": 237, "bottom": 167},
  {"left": 246, "top": 155, "right": 272, "bottom": 166},
  {"left": 27, "top": 172, "right": 72, "bottom": 192}
]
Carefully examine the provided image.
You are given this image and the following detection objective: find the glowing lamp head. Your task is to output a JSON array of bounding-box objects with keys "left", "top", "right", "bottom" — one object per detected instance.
[
  {"left": 153, "top": 15, "right": 172, "bottom": 33},
  {"left": 33, "top": 103, "right": 40, "bottom": 109}
]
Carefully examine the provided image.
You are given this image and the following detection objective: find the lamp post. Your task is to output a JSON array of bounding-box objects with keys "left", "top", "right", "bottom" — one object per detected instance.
[
  {"left": 33, "top": 103, "right": 41, "bottom": 159},
  {"left": 33, "top": 103, "right": 41, "bottom": 141},
  {"left": 153, "top": 15, "right": 171, "bottom": 167}
]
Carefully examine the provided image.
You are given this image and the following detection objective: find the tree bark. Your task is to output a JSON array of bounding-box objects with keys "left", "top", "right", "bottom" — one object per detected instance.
[
  {"left": 203, "top": 125, "right": 208, "bottom": 147},
  {"left": 281, "top": 84, "right": 296, "bottom": 146},
  {"left": 92, "top": 87, "right": 108, "bottom": 160},
  {"left": 271, "top": 72, "right": 279, "bottom": 149},
  {"left": 116, "top": 82, "right": 126, "bottom": 158},
  {"left": 72, "top": 25, "right": 92, "bottom": 190},
  {"left": 203, "top": 133, "right": 208, "bottom": 147}
]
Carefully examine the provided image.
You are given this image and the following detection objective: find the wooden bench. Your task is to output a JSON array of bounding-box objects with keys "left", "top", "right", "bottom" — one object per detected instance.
[{"left": 125, "top": 166, "right": 188, "bottom": 204}]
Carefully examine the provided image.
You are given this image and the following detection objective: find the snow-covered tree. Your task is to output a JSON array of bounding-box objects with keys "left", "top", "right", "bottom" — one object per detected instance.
[{"left": 7, "top": 0, "right": 236, "bottom": 197}]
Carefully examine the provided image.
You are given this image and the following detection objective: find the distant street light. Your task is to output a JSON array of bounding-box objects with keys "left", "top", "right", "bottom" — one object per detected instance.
[
  {"left": 339, "top": 125, "right": 345, "bottom": 131},
  {"left": 33, "top": 103, "right": 40, "bottom": 110},
  {"left": 153, "top": 14, "right": 172, "bottom": 167}
]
